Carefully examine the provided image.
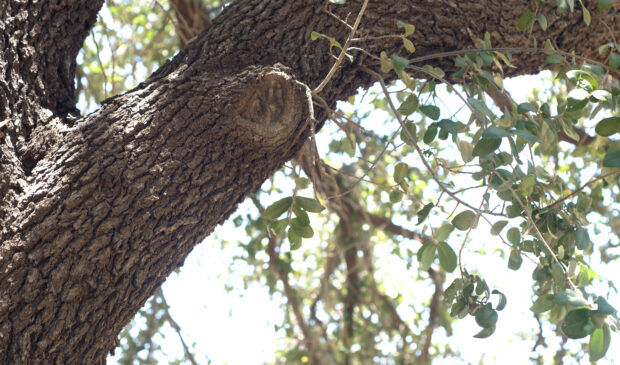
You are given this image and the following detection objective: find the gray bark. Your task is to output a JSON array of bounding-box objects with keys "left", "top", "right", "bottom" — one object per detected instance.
[{"left": 0, "top": 0, "right": 617, "bottom": 363}]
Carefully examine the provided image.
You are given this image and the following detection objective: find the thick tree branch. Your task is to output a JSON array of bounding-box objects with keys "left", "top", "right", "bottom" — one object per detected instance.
[{"left": 1, "top": 0, "right": 618, "bottom": 362}]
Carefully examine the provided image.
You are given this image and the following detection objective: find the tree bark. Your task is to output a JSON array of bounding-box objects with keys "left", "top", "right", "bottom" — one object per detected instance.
[{"left": 0, "top": 0, "right": 617, "bottom": 363}]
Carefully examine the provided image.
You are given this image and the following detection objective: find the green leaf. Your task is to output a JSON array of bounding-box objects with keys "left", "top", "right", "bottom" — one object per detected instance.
[
  {"left": 482, "top": 126, "right": 510, "bottom": 139},
  {"left": 475, "top": 303, "right": 498, "bottom": 328},
  {"left": 262, "top": 197, "right": 293, "bottom": 220},
  {"left": 531, "top": 294, "right": 555, "bottom": 313},
  {"left": 596, "top": 297, "right": 617, "bottom": 315},
  {"left": 419, "top": 243, "right": 436, "bottom": 271},
  {"left": 397, "top": 20, "right": 415, "bottom": 36},
  {"left": 398, "top": 94, "right": 419, "bottom": 115},
  {"left": 492, "top": 289, "right": 508, "bottom": 311},
  {"left": 457, "top": 140, "right": 474, "bottom": 163},
  {"left": 402, "top": 38, "right": 416, "bottom": 53},
  {"left": 444, "top": 279, "right": 462, "bottom": 303},
  {"left": 417, "top": 203, "right": 434, "bottom": 224},
  {"left": 566, "top": 69, "right": 599, "bottom": 90},
  {"left": 589, "top": 325, "right": 611, "bottom": 361},
  {"left": 438, "top": 119, "right": 459, "bottom": 135},
  {"left": 545, "top": 54, "right": 564, "bottom": 64},
  {"left": 268, "top": 219, "right": 289, "bottom": 236},
  {"left": 310, "top": 31, "right": 321, "bottom": 41},
  {"left": 491, "top": 220, "right": 508, "bottom": 235},
  {"left": 475, "top": 277, "right": 489, "bottom": 296},
  {"left": 507, "top": 227, "right": 521, "bottom": 245},
  {"left": 419, "top": 105, "right": 440, "bottom": 120},
  {"left": 520, "top": 173, "right": 536, "bottom": 195},
  {"left": 400, "top": 122, "right": 417, "bottom": 145},
  {"left": 533, "top": 266, "right": 552, "bottom": 283},
  {"left": 294, "top": 196, "right": 325, "bottom": 213},
  {"left": 288, "top": 227, "right": 302, "bottom": 250},
  {"left": 508, "top": 249, "right": 523, "bottom": 270},
  {"left": 576, "top": 194, "right": 592, "bottom": 212},
  {"left": 595, "top": 117, "right": 620, "bottom": 136},
  {"left": 452, "top": 210, "right": 477, "bottom": 230},
  {"left": 537, "top": 13, "right": 548, "bottom": 30},
  {"left": 473, "top": 326, "right": 496, "bottom": 338},
  {"left": 390, "top": 54, "right": 409, "bottom": 77},
  {"left": 437, "top": 242, "right": 457, "bottom": 273},
  {"left": 517, "top": 102, "right": 537, "bottom": 114},
  {"left": 294, "top": 208, "right": 309, "bottom": 225},
  {"left": 389, "top": 190, "right": 403, "bottom": 203},
  {"left": 566, "top": 88, "right": 590, "bottom": 112},
  {"left": 517, "top": 11, "right": 535, "bottom": 31},
  {"left": 451, "top": 297, "right": 469, "bottom": 318},
  {"left": 290, "top": 217, "right": 314, "bottom": 238},
  {"left": 602, "top": 150, "right": 620, "bottom": 167},
  {"left": 394, "top": 162, "right": 408, "bottom": 183},
  {"left": 472, "top": 138, "right": 502, "bottom": 157},
  {"left": 468, "top": 98, "right": 494, "bottom": 121},
  {"left": 609, "top": 52, "right": 620, "bottom": 69},
  {"left": 582, "top": 5, "right": 591, "bottom": 25},
  {"left": 576, "top": 225, "right": 590, "bottom": 250},
  {"left": 511, "top": 129, "right": 541, "bottom": 144},
  {"left": 435, "top": 223, "right": 454, "bottom": 241},
  {"left": 598, "top": 0, "right": 613, "bottom": 10},
  {"left": 423, "top": 123, "right": 439, "bottom": 144},
  {"left": 555, "top": 289, "right": 588, "bottom": 307},
  {"left": 562, "top": 309, "right": 596, "bottom": 339},
  {"left": 380, "top": 51, "right": 391, "bottom": 73}
]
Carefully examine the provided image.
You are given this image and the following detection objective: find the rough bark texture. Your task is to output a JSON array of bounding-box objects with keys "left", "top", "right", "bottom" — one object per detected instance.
[{"left": 0, "top": 0, "right": 618, "bottom": 363}]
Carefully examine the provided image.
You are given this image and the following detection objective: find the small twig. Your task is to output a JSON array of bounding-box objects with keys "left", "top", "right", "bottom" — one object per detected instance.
[
  {"left": 313, "top": 0, "right": 370, "bottom": 94},
  {"left": 351, "top": 34, "right": 403, "bottom": 41},
  {"left": 90, "top": 28, "right": 108, "bottom": 100},
  {"left": 546, "top": 170, "right": 620, "bottom": 210},
  {"left": 158, "top": 288, "right": 199, "bottom": 365}
]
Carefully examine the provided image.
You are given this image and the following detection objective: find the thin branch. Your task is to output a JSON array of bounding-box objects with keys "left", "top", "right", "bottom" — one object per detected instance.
[
  {"left": 266, "top": 236, "right": 320, "bottom": 364},
  {"left": 405, "top": 47, "right": 608, "bottom": 71},
  {"left": 419, "top": 268, "right": 443, "bottom": 364},
  {"left": 313, "top": 0, "right": 369, "bottom": 94},
  {"left": 90, "top": 28, "right": 108, "bottom": 100},
  {"left": 158, "top": 288, "right": 199, "bottom": 365}
]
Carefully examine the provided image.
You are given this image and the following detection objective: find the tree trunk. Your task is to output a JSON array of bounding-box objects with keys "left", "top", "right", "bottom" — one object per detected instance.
[{"left": 0, "top": 0, "right": 617, "bottom": 363}]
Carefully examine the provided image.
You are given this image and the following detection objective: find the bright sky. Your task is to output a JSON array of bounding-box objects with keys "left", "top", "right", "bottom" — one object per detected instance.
[{"left": 107, "top": 74, "right": 619, "bottom": 365}]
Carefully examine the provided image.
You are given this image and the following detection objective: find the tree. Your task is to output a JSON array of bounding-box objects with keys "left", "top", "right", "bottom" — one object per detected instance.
[{"left": 1, "top": 0, "right": 619, "bottom": 363}]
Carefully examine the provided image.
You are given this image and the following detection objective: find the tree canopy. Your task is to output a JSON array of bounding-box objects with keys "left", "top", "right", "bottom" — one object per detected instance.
[{"left": 1, "top": 0, "right": 619, "bottom": 364}]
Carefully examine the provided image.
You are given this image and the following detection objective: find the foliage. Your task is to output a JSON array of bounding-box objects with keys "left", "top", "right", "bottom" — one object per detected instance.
[{"left": 81, "top": 0, "right": 620, "bottom": 363}]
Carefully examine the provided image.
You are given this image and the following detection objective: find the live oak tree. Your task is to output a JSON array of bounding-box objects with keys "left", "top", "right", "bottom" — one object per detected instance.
[{"left": 1, "top": 0, "right": 619, "bottom": 364}]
